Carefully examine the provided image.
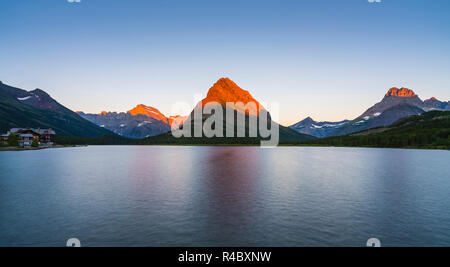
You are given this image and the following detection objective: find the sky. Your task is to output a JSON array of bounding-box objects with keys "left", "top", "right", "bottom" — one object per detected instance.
[{"left": 1, "top": 0, "right": 450, "bottom": 126}]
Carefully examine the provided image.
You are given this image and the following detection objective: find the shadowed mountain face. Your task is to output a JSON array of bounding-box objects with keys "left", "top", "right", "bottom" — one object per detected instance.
[
  {"left": 0, "top": 81, "right": 113, "bottom": 137},
  {"left": 78, "top": 105, "right": 188, "bottom": 139},
  {"left": 290, "top": 87, "right": 449, "bottom": 138}
]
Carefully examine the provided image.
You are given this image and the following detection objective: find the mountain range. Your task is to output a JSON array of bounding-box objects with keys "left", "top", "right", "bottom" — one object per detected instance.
[
  {"left": 300, "top": 110, "right": 450, "bottom": 149},
  {"left": 77, "top": 106, "right": 187, "bottom": 139},
  {"left": 134, "top": 79, "right": 311, "bottom": 145},
  {"left": 77, "top": 78, "right": 312, "bottom": 142},
  {"left": 290, "top": 87, "right": 449, "bottom": 138},
  {"left": 0, "top": 81, "right": 112, "bottom": 137},
  {"left": 1, "top": 78, "right": 448, "bottom": 143}
]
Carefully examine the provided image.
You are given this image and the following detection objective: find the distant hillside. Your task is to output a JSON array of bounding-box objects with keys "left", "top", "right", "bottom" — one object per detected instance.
[
  {"left": 0, "top": 81, "right": 113, "bottom": 137},
  {"left": 295, "top": 111, "right": 449, "bottom": 149}
]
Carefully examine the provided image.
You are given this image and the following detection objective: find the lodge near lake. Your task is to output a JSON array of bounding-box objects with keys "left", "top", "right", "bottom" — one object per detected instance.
[{"left": 1, "top": 128, "right": 55, "bottom": 147}]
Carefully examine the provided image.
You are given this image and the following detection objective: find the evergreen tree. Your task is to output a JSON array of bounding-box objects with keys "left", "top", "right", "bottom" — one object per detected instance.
[
  {"left": 31, "top": 138, "right": 39, "bottom": 148},
  {"left": 7, "top": 134, "right": 20, "bottom": 147}
]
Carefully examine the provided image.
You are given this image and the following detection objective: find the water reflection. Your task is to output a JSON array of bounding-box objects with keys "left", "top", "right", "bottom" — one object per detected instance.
[
  {"left": 0, "top": 146, "right": 449, "bottom": 246},
  {"left": 192, "top": 147, "right": 262, "bottom": 245}
]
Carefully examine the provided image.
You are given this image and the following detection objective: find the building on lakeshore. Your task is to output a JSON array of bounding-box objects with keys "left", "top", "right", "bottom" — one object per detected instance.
[
  {"left": 1, "top": 128, "right": 56, "bottom": 147},
  {"left": 18, "top": 133, "right": 34, "bottom": 147},
  {"left": 0, "top": 134, "right": 9, "bottom": 145}
]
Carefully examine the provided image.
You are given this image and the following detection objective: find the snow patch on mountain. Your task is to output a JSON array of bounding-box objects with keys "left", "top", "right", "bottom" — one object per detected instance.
[
  {"left": 137, "top": 121, "right": 152, "bottom": 127},
  {"left": 17, "top": 96, "right": 32, "bottom": 101}
]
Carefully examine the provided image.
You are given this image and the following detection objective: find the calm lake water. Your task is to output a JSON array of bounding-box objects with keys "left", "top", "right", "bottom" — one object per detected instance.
[{"left": 0, "top": 146, "right": 449, "bottom": 247}]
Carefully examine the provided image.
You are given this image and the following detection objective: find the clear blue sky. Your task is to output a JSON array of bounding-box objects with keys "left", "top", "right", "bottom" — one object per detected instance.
[{"left": 1, "top": 0, "right": 449, "bottom": 125}]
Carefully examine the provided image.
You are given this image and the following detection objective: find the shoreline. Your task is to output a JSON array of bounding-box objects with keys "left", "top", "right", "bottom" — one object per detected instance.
[
  {"left": 1, "top": 144, "right": 447, "bottom": 151},
  {"left": 61, "top": 144, "right": 450, "bottom": 151},
  {"left": 0, "top": 145, "right": 87, "bottom": 152}
]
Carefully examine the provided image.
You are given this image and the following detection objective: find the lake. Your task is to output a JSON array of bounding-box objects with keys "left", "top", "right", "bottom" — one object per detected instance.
[{"left": 0, "top": 146, "right": 449, "bottom": 247}]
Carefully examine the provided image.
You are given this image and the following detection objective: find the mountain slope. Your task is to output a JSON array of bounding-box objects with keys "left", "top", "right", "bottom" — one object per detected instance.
[
  {"left": 0, "top": 81, "right": 113, "bottom": 137},
  {"left": 299, "top": 111, "right": 450, "bottom": 149},
  {"left": 332, "top": 103, "right": 425, "bottom": 136},
  {"left": 290, "top": 87, "right": 448, "bottom": 138}
]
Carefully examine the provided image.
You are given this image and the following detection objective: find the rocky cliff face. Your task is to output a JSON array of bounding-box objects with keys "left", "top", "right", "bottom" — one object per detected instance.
[
  {"left": 385, "top": 87, "right": 417, "bottom": 97},
  {"left": 199, "top": 78, "right": 264, "bottom": 116}
]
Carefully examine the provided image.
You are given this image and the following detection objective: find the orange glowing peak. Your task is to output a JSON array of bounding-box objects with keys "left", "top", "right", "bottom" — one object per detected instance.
[
  {"left": 98, "top": 111, "right": 108, "bottom": 116},
  {"left": 128, "top": 104, "right": 169, "bottom": 122},
  {"left": 425, "top": 97, "right": 439, "bottom": 101},
  {"left": 385, "top": 87, "right": 417, "bottom": 97},
  {"left": 201, "top": 78, "right": 265, "bottom": 116}
]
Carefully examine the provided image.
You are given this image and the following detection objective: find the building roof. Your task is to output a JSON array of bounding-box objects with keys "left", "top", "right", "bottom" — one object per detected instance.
[
  {"left": 9, "top": 128, "right": 56, "bottom": 135},
  {"left": 34, "top": 128, "right": 56, "bottom": 135},
  {"left": 20, "top": 134, "right": 34, "bottom": 138},
  {"left": 9, "top": 128, "right": 22, "bottom": 133}
]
